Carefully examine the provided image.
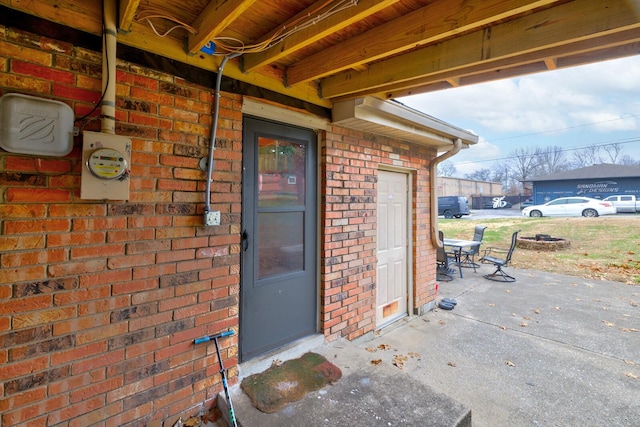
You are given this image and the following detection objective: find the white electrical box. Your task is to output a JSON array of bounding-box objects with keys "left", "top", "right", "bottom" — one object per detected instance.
[{"left": 80, "top": 131, "right": 131, "bottom": 200}]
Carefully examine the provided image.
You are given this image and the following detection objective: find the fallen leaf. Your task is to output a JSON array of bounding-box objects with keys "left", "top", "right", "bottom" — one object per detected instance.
[
  {"left": 271, "top": 359, "right": 282, "bottom": 367},
  {"left": 184, "top": 417, "right": 201, "bottom": 427},
  {"left": 602, "top": 320, "right": 615, "bottom": 327},
  {"left": 439, "top": 320, "right": 446, "bottom": 325},
  {"left": 505, "top": 289, "right": 511, "bottom": 293},
  {"left": 555, "top": 307, "right": 561, "bottom": 310},
  {"left": 408, "top": 352, "right": 420, "bottom": 358},
  {"left": 520, "top": 322, "right": 528, "bottom": 327},
  {"left": 625, "top": 372, "right": 638, "bottom": 379},
  {"left": 505, "top": 360, "right": 516, "bottom": 367},
  {"left": 378, "top": 344, "right": 391, "bottom": 351},
  {"left": 488, "top": 303, "right": 495, "bottom": 307},
  {"left": 534, "top": 308, "right": 541, "bottom": 314},
  {"left": 624, "top": 360, "right": 636, "bottom": 366},
  {"left": 523, "top": 316, "right": 531, "bottom": 320},
  {"left": 447, "top": 361, "right": 457, "bottom": 367},
  {"left": 499, "top": 325, "right": 507, "bottom": 330},
  {"left": 365, "top": 347, "right": 377, "bottom": 353},
  {"left": 370, "top": 359, "right": 382, "bottom": 366},
  {"left": 392, "top": 354, "right": 408, "bottom": 369}
]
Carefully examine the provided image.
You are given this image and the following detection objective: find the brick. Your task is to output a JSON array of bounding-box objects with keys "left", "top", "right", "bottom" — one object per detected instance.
[
  {"left": 48, "top": 259, "right": 106, "bottom": 277},
  {"left": 1, "top": 248, "right": 67, "bottom": 268},
  {"left": 0, "top": 266, "right": 47, "bottom": 284}
]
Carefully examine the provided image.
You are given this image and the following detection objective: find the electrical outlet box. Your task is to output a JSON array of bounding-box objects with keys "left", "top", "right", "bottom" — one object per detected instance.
[
  {"left": 205, "top": 211, "right": 220, "bottom": 226},
  {"left": 81, "top": 131, "right": 131, "bottom": 200}
]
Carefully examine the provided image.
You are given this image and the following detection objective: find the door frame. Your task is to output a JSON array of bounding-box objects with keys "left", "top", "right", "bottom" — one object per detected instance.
[{"left": 376, "top": 166, "right": 414, "bottom": 328}]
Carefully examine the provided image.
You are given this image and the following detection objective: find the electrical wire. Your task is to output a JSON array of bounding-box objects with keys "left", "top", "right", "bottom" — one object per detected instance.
[
  {"left": 75, "top": 13, "right": 109, "bottom": 124},
  {"left": 134, "top": 0, "right": 357, "bottom": 55}
]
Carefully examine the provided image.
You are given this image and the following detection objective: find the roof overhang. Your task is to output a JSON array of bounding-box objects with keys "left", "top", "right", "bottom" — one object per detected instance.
[{"left": 332, "top": 97, "right": 478, "bottom": 150}]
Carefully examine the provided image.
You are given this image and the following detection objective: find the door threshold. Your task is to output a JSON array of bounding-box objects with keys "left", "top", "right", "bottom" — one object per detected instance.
[{"left": 238, "top": 334, "right": 325, "bottom": 380}]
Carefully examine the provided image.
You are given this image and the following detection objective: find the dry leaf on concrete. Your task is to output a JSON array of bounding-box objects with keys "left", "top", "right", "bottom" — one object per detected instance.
[
  {"left": 378, "top": 344, "right": 391, "bottom": 351},
  {"left": 370, "top": 359, "right": 382, "bottom": 366},
  {"left": 392, "top": 354, "right": 408, "bottom": 369},
  {"left": 505, "top": 360, "right": 516, "bottom": 367}
]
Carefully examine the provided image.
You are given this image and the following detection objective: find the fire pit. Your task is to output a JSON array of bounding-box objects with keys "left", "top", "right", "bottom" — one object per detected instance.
[{"left": 516, "top": 234, "right": 571, "bottom": 251}]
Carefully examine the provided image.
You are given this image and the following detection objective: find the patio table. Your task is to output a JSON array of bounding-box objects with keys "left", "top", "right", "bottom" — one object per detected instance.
[{"left": 443, "top": 238, "right": 482, "bottom": 278}]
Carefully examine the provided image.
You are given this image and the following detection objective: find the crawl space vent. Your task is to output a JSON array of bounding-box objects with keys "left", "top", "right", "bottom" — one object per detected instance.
[{"left": 0, "top": 93, "right": 74, "bottom": 156}]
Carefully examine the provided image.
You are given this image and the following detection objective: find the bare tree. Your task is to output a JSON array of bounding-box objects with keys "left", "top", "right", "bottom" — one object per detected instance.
[
  {"left": 507, "top": 147, "right": 543, "bottom": 192},
  {"left": 620, "top": 154, "right": 640, "bottom": 165},
  {"left": 491, "top": 162, "right": 511, "bottom": 193},
  {"left": 464, "top": 168, "right": 493, "bottom": 181},
  {"left": 537, "top": 145, "right": 569, "bottom": 175},
  {"left": 571, "top": 144, "right": 602, "bottom": 168},
  {"left": 437, "top": 161, "right": 457, "bottom": 177},
  {"left": 602, "top": 143, "right": 624, "bottom": 164}
]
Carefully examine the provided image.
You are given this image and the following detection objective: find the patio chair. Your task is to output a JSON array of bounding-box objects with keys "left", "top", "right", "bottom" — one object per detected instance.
[
  {"left": 436, "top": 231, "right": 457, "bottom": 282},
  {"left": 459, "top": 225, "right": 487, "bottom": 272},
  {"left": 479, "top": 230, "right": 520, "bottom": 282}
]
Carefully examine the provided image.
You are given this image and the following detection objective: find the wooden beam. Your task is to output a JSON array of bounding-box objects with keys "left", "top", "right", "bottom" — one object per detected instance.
[
  {"left": 376, "top": 29, "right": 640, "bottom": 99},
  {"left": 117, "top": 21, "right": 330, "bottom": 107},
  {"left": 320, "top": 0, "right": 640, "bottom": 99},
  {"left": 118, "top": 0, "right": 141, "bottom": 33},
  {"left": 544, "top": 58, "right": 558, "bottom": 70},
  {"left": 242, "top": 0, "right": 400, "bottom": 73},
  {"left": 0, "top": 0, "right": 102, "bottom": 36},
  {"left": 286, "top": 0, "right": 560, "bottom": 85},
  {"left": 187, "top": 0, "right": 258, "bottom": 54}
]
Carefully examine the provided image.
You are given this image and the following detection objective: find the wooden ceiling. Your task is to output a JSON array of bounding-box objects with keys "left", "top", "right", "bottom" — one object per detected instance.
[{"left": 3, "top": 0, "right": 640, "bottom": 108}]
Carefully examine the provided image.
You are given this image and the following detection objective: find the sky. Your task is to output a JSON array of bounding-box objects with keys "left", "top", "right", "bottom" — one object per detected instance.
[{"left": 398, "top": 55, "right": 640, "bottom": 177}]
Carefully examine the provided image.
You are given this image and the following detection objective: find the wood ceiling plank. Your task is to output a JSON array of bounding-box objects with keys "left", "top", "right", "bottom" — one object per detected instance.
[
  {"left": 320, "top": 0, "right": 640, "bottom": 99},
  {"left": 187, "top": 0, "right": 259, "bottom": 54},
  {"left": 242, "top": 0, "right": 400, "bottom": 73},
  {"left": 0, "top": 0, "right": 102, "bottom": 35},
  {"left": 285, "top": 0, "right": 560, "bottom": 85},
  {"left": 117, "top": 22, "right": 330, "bottom": 107}
]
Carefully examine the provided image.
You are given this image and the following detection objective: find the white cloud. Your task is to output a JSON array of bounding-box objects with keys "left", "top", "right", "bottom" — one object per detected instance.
[{"left": 400, "top": 55, "right": 640, "bottom": 136}]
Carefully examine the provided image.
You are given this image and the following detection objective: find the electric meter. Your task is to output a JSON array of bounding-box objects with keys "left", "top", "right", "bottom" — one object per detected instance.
[{"left": 87, "top": 148, "right": 128, "bottom": 180}]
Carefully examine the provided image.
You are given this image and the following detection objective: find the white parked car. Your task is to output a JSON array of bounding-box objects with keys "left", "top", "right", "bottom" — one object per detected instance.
[{"left": 522, "top": 197, "right": 617, "bottom": 218}]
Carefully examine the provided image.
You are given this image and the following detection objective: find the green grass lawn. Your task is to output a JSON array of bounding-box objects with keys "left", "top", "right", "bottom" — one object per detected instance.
[{"left": 438, "top": 215, "right": 640, "bottom": 285}]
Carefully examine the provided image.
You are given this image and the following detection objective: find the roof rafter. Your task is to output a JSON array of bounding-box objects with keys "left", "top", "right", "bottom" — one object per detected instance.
[
  {"left": 187, "top": 0, "right": 258, "bottom": 54},
  {"left": 242, "top": 0, "right": 400, "bottom": 73},
  {"left": 286, "top": 0, "right": 560, "bottom": 86},
  {"left": 376, "top": 27, "right": 640, "bottom": 99},
  {"left": 320, "top": 0, "right": 640, "bottom": 99}
]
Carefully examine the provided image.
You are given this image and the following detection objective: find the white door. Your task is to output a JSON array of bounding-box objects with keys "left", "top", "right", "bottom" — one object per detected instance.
[{"left": 376, "top": 170, "right": 408, "bottom": 327}]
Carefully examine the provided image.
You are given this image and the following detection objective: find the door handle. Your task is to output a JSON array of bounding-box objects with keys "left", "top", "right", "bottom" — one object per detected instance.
[{"left": 241, "top": 230, "right": 249, "bottom": 252}]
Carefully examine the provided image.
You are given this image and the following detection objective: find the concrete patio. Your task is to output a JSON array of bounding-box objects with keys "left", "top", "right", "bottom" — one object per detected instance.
[{"left": 226, "top": 264, "right": 640, "bottom": 426}]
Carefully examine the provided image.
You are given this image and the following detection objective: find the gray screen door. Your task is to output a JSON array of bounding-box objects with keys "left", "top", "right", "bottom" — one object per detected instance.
[{"left": 240, "top": 117, "right": 317, "bottom": 361}]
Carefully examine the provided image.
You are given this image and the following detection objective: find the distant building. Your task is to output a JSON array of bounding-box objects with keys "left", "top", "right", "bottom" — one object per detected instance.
[
  {"left": 526, "top": 163, "right": 640, "bottom": 204},
  {"left": 437, "top": 176, "right": 503, "bottom": 199}
]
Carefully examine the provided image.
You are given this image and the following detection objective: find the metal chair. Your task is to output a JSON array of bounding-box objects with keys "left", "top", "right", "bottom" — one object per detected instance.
[
  {"left": 436, "top": 231, "right": 457, "bottom": 281},
  {"left": 479, "top": 230, "right": 520, "bottom": 282},
  {"left": 459, "top": 225, "right": 487, "bottom": 272}
]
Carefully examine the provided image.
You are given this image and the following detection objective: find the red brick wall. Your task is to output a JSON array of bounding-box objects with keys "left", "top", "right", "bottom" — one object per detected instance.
[
  {"left": 320, "top": 126, "right": 438, "bottom": 342},
  {"left": 1, "top": 27, "right": 241, "bottom": 426},
  {"left": 0, "top": 24, "right": 440, "bottom": 426}
]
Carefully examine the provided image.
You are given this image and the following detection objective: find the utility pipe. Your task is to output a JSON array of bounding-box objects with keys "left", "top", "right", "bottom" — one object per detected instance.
[
  {"left": 430, "top": 138, "right": 463, "bottom": 248},
  {"left": 101, "top": 0, "right": 117, "bottom": 135},
  {"left": 204, "top": 53, "right": 242, "bottom": 222}
]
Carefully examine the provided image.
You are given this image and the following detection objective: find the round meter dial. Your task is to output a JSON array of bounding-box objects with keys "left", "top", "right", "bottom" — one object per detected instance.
[{"left": 87, "top": 148, "right": 128, "bottom": 180}]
